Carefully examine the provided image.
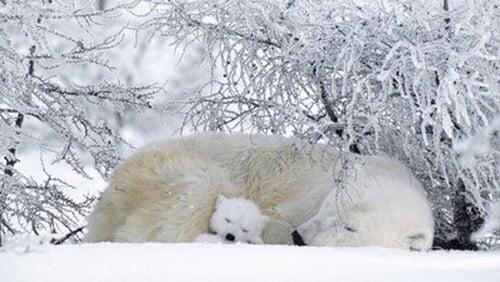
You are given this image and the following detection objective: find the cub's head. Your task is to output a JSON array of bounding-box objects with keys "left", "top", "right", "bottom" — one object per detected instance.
[{"left": 210, "top": 195, "right": 268, "bottom": 244}]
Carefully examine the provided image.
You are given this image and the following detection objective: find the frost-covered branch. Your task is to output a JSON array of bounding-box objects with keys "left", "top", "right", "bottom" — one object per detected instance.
[{"left": 0, "top": 0, "right": 160, "bottom": 243}]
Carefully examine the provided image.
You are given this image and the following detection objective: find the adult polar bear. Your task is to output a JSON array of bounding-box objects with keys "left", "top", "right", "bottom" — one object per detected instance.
[{"left": 85, "top": 133, "right": 434, "bottom": 250}]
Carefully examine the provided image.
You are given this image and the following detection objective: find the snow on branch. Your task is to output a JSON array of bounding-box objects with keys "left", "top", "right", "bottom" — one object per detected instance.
[{"left": 0, "top": 0, "right": 160, "bottom": 244}]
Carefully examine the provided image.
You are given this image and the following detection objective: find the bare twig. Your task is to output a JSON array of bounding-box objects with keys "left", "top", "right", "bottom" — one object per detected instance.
[{"left": 50, "top": 226, "right": 86, "bottom": 245}]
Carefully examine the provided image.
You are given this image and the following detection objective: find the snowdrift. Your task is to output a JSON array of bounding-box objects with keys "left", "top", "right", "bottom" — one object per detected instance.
[{"left": 1, "top": 243, "right": 499, "bottom": 282}]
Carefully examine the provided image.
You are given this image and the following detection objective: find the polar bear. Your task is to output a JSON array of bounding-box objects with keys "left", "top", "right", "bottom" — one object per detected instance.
[
  {"left": 194, "top": 196, "right": 268, "bottom": 244},
  {"left": 85, "top": 133, "right": 434, "bottom": 250}
]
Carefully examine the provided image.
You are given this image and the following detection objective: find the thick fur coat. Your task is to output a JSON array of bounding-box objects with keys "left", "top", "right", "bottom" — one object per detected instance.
[
  {"left": 194, "top": 196, "right": 267, "bottom": 244},
  {"left": 85, "top": 133, "right": 434, "bottom": 250}
]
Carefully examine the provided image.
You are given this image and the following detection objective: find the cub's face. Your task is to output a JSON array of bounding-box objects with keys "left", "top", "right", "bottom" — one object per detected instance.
[{"left": 210, "top": 196, "right": 268, "bottom": 244}]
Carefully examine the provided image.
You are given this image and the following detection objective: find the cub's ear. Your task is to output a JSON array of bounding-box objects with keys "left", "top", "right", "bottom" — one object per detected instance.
[{"left": 216, "top": 195, "right": 227, "bottom": 207}]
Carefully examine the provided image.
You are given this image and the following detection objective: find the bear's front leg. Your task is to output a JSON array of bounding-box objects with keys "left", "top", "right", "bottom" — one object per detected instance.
[{"left": 262, "top": 219, "right": 294, "bottom": 245}]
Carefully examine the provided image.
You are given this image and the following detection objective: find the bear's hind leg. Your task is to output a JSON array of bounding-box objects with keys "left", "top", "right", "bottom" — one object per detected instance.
[
  {"left": 84, "top": 191, "right": 127, "bottom": 242},
  {"left": 100, "top": 153, "right": 243, "bottom": 243}
]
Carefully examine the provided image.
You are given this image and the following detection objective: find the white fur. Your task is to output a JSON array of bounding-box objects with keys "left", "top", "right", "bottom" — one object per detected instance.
[
  {"left": 193, "top": 233, "right": 226, "bottom": 244},
  {"left": 194, "top": 196, "right": 267, "bottom": 244},
  {"left": 296, "top": 156, "right": 434, "bottom": 250},
  {"left": 85, "top": 133, "right": 434, "bottom": 250},
  {"left": 210, "top": 196, "right": 267, "bottom": 244}
]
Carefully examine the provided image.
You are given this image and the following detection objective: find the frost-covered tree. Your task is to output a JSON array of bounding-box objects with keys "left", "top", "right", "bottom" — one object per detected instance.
[
  {"left": 140, "top": 0, "right": 500, "bottom": 249},
  {"left": 0, "top": 0, "right": 160, "bottom": 245},
  {"left": 472, "top": 199, "right": 500, "bottom": 250}
]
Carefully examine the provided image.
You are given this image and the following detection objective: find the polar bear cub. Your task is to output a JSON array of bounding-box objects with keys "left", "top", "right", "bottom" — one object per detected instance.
[{"left": 195, "top": 196, "right": 268, "bottom": 244}]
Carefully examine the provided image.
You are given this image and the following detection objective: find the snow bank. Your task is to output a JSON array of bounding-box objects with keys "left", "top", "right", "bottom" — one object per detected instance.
[{"left": 1, "top": 243, "right": 499, "bottom": 282}]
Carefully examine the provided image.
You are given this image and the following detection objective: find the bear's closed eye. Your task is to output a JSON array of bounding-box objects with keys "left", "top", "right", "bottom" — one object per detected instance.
[
  {"left": 242, "top": 228, "right": 248, "bottom": 233},
  {"left": 225, "top": 218, "right": 231, "bottom": 223}
]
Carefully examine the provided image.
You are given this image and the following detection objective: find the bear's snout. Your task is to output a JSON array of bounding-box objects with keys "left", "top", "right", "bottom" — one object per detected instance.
[{"left": 225, "top": 233, "right": 235, "bottom": 241}]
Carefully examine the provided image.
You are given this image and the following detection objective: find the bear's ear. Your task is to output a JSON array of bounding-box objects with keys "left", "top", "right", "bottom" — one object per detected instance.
[{"left": 216, "top": 195, "right": 227, "bottom": 208}]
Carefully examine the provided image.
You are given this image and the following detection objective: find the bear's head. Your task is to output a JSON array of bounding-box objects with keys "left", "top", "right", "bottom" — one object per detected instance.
[{"left": 210, "top": 195, "right": 268, "bottom": 244}]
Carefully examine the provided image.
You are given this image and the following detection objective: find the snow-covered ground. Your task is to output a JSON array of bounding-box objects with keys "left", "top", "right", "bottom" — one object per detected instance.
[{"left": 1, "top": 243, "right": 499, "bottom": 282}]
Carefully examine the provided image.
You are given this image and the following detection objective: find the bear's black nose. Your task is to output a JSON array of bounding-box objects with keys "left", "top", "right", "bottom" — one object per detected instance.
[
  {"left": 225, "top": 233, "right": 235, "bottom": 241},
  {"left": 292, "top": 230, "right": 306, "bottom": 246}
]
